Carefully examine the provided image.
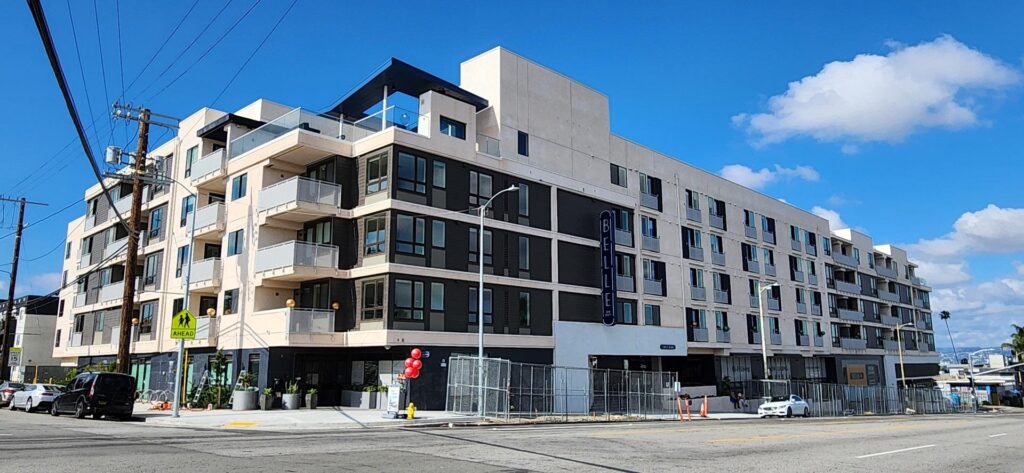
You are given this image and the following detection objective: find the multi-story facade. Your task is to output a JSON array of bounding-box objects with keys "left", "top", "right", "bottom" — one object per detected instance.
[
  {"left": 53, "top": 48, "right": 938, "bottom": 408},
  {"left": 1, "top": 295, "right": 65, "bottom": 382}
]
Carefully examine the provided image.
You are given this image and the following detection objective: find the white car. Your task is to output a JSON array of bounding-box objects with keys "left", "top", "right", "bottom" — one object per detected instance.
[
  {"left": 9, "top": 384, "right": 65, "bottom": 413},
  {"left": 758, "top": 394, "right": 810, "bottom": 418}
]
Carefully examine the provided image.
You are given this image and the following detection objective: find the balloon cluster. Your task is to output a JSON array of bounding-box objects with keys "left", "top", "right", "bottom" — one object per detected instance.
[{"left": 403, "top": 348, "right": 424, "bottom": 379}]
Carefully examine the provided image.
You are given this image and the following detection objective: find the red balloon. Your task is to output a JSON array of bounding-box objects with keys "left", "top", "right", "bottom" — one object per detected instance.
[
  {"left": 404, "top": 367, "right": 417, "bottom": 378},
  {"left": 408, "top": 369, "right": 420, "bottom": 379},
  {"left": 411, "top": 359, "right": 423, "bottom": 370},
  {"left": 411, "top": 348, "right": 422, "bottom": 359},
  {"left": 404, "top": 357, "right": 415, "bottom": 368}
]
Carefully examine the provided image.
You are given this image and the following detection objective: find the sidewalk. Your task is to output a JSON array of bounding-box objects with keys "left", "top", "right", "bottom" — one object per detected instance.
[{"left": 140, "top": 406, "right": 475, "bottom": 431}]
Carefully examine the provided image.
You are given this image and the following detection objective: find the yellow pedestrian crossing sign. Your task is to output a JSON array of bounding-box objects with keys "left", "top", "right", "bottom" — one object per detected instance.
[{"left": 170, "top": 309, "right": 196, "bottom": 340}]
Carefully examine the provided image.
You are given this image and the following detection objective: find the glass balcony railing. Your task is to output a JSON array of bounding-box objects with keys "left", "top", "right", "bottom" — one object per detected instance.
[
  {"left": 476, "top": 134, "right": 500, "bottom": 157},
  {"left": 230, "top": 108, "right": 360, "bottom": 159},
  {"left": 103, "top": 239, "right": 128, "bottom": 260},
  {"left": 100, "top": 281, "right": 124, "bottom": 303},
  {"left": 255, "top": 241, "right": 338, "bottom": 273},
  {"left": 288, "top": 308, "right": 335, "bottom": 334},
  {"left": 352, "top": 106, "right": 427, "bottom": 137},
  {"left": 191, "top": 149, "right": 226, "bottom": 182},
  {"left": 192, "top": 203, "right": 224, "bottom": 232},
  {"left": 187, "top": 258, "right": 221, "bottom": 285},
  {"left": 259, "top": 176, "right": 342, "bottom": 212}
]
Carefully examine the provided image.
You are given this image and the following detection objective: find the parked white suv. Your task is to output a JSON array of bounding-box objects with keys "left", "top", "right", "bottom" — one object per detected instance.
[{"left": 758, "top": 394, "right": 810, "bottom": 418}]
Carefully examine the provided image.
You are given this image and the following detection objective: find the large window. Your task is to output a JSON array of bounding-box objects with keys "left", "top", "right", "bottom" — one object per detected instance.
[
  {"left": 139, "top": 302, "right": 155, "bottom": 334},
  {"left": 431, "top": 220, "right": 445, "bottom": 249},
  {"left": 302, "top": 221, "right": 332, "bottom": 245},
  {"left": 468, "top": 228, "right": 493, "bottom": 265},
  {"left": 143, "top": 253, "right": 159, "bottom": 285},
  {"left": 396, "top": 215, "right": 425, "bottom": 255},
  {"left": 184, "top": 145, "right": 198, "bottom": 178},
  {"left": 432, "top": 161, "right": 446, "bottom": 189},
  {"left": 226, "top": 229, "right": 244, "bottom": 256},
  {"left": 519, "top": 292, "right": 531, "bottom": 327},
  {"left": 610, "top": 163, "right": 627, "bottom": 187},
  {"left": 616, "top": 253, "right": 634, "bottom": 277},
  {"left": 393, "top": 279, "right": 424, "bottom": 320},
  {"left": 468, "top": 287, "right": 493, "bottom": 324},
  {"left": 685, "top": 189, "right": 700, "bottom": 210},
  {"left": 175, "top": 245, "right": 189, "bottom": 278},
  {"left": 180, "top": 195, "right": 195, "bottom": 227},
  {"left": 641, "top": 215, "right": 658, "bottom": 238},
  {"left": 439, "top": 116, "right": 466, "bottom": 139},
  {"left": 689, "top": 268, "right": 704, "bottom": 288},
  {"left": 469, "top": 171, "right": 493, "bottom": 207},
  {"left": 366, "top": 153, "right": 389, "bottom": 194},
  {"left": 397, "top": 152, "right": 426, "bottom": 193},
  {"left": 430, "top": 282, "right": 445, "bottom": 312},
  {"left": 361, "top": 280, "right": 385, "bottom": 319},
  {"left": 364, "top": 215, "right": 386, "bottom": 255},
  {"left": 230, "top": 174, "right": 247, "bottom": 200},
  {"left": 715, "top": 311, "right": 729, "bottom": 331},
  {"left": 148, "top": 207, "right": 164, "bottom": 238},
  {"left": 223, "top": 289, "right": 238, "bottom": 315},
  {"left": 616, "top": 301, "right": 636, "bottom": 325},
  {"left": 518, "top": 183, "right": 530, "bottom": 217},
  {"left": 644, "top": 304, "right": 661, "bottom": 326},
  {"left": 518, "top": 236, "right": 530, "bottom": 271},
  {"left": 684, "top": 227, "right": 702, "bottom": 248}
]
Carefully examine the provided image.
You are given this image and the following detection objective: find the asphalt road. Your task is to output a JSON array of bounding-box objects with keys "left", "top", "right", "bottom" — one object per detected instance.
[{"left": 1, "top": 409, "right": 1021, "bottom": 472}]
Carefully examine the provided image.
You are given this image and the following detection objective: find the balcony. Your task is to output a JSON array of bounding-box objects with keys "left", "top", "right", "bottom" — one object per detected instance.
[
  {"left": 797, "top": 334, "right": 809, "bottom": 346},
  {"left": 616, "top": 275, "right": 635, "bottom": 293},
  {"left": 840, "top": 338, "right": 867, "bottom": 350},
  {"left": 714, "top": 290, "right": 730, "bottom": 305},
  {"left": 103, "top": 239, "right": 128, "bottom": 261},
  {"left": 690, "top": 286, "right": 706, "bottom": 301},
  {"left": 762, "top": 231, "right": 776, "bottom": 245},
  {"left": 806, "top": 245, "right": 817, "bottom": 256},
  {"left": 770, "top": 332, "right": 782, "bottom": 345},
  {"left": 796, "top": 302, "right": 807, "bottom": 314},
  {"left": 748, "top": 332, "right": 761, "bottom": 345},
  {"left": 807, "top": 274, "right": 818, "bottom": 286},
  {"left": 193, "top": 316, "right": 218, "bottom": 341},
  {"left": 916, "top": 319, "right": 930, "bottom": 330},
  {"left": 711, "top": 251, "right": 725, "bottom": 266},
  {"left": 191, "top": 203, "right": 225, "bottom": 237},
  {"left": 710, "top": 214, "right": 725, "bottom": 230},
  {"left": 74, "top": 292, "right": 87, "bottom": 308},
  {"left": 352, "top": 106, "right": 427, "bottom": 138},
  {"left": 640, "top": 192, "right": 660, "bottom": 211},
  {"left": 837, "top": 308, "right": 863, "bottom": 322},
  {"left": 878, "top": 289, "right": 900, "bottom": 303},
  {"left": 687, "top": 327, "right": 709, "bottom": 342},
  {"left": 230, "top": 108, "right": 359, "bottom": 160},
  {"left": 643, "top": 278, "right": 665, "bottom": 297},
  {"left": 832, "top": 252, "right": 859, "bottom": 268},
  {"left": 764, "top": 263, "right": 776, "bottom": 277},
  {"left": 814, "top": 334, "right": 824, "bottom": 347},
  {"left": 792, "top": 270, "right": 805, "bottom": 283},
  {"left": 811, "top": 304, "right": 822, "bottom": 316},
  {"left": 744, "top": 225, "right": 757, "bottom": 239},
  {"left": 84, "top": 214, "right": 96, "bottom": 231},
  {"left": 191, "top": 148, "right": 227, "bottom": 187},
  {"left": 836, "top": 280, "right": 861, "bottom": 294},
  {"left": 791, "top": 239, "right": 802, "bottom": 252},
  {"left": 744, "top": 259, "right": 760, "bottom": 274},
  {"left": 614, "top": 229, "right": 633, "bottom": 247},
  {"left": 685, "top": 245, "right": 704, "bottom": 262},
  {"left": 99, "top": 281, "right": 124, "bottom": 304},
  {"left": 883, "top": 339, "right": 899, "bottom": 351},
  {"left": 187, "top": 258, "right": 221, "bottom": 292},
  {"left": 111, "top": 195, "right": 132, "bottom": 220},
  {"left": 70, "top": 332, "right": 83, "bottom": 347},
  {"left": 767, "top": 299, "right": 781, "bottom": 311},
  {"left": 749, "top": 295, "right": 760, "bottom": 308},
  {"left": 476, "top": 134, "right": 500, "bottom": 157},
  {"left": 255, "top": 241, "right": 339, "bottom": 281},
  {"left": 911, "top": 276, "right": 928, "bottom": 287},
  {"left": 914, "top": 298, "right": 930, "bottom": 310},
  {"left": 641, "top": 235, "right": 660, "bottom": 253},
  {"left": 252, "top": 307, "right": 338, "bottom": 345},
  {"left": 78, "top": 255, "right": 93, "bottom": 270},
  {"left": 259, "top": 177, "right": 342, "bottom": 221},
  {"left": 685, "top": 206, "right": 701, "bottom": 223},
  {"left": 876, "top": 265, "right": 898, "bottom": 279},
  {"left": 716, "top": 328, "right": 731, "bottom": 343},
  {"left": 881, "top": 314, "right": 900, "bottom": 326}
]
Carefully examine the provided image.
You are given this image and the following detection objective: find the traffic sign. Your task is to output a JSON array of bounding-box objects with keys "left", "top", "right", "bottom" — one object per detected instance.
[{"left": 170, "top": 309, "right": 196, "bottom": 340}]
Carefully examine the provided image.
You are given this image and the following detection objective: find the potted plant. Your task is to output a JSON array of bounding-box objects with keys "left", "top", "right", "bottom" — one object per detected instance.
[
  {"left": 231, "top": 372, "right": 258, "bottom": 411},
  {"left": 282, "top": 380, "right": 301, "bottom": 410},
  {"left": 306, "top": 388, "right": 318, "bottom": 409},
  {"left": 260, "top": 387, "right": 274, "bottom": 411}
]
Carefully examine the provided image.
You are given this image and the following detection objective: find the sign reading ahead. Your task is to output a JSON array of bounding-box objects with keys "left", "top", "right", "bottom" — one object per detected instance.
[
  {"left": 170, "top": 309, "right": 196, "bottom": 340},
  {"left": 599, "top": 209, "right": 618, "bottom": 326}
]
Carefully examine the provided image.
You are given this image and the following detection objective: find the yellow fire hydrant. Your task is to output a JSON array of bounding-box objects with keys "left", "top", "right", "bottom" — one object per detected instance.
[{"left": 406, "top": 402, "right": 416, "bottom": 420}]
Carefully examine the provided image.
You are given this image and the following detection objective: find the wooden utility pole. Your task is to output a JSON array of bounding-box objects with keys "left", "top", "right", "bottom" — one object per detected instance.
[
  {"left": 0, "top": 196, "right": 48, "bottom": 379},
  {"left": 115, "top": 108, "right": 150, "bottom": 375}
]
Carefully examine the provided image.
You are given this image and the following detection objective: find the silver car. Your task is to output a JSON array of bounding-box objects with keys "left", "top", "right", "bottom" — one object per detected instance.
[
  {"left": 9, "top": 384, "right": 65, "bottom": 413},
  {"left": 0, "top": 382, "right": 24, "bottom": 407}
]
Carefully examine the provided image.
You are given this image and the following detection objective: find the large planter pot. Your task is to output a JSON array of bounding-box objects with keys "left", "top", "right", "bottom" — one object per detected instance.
[
  {"left": 231, "top": 391, "right": 258, "bottom": 411},
  {"left": 282, "top": 393, "right": 301, "bottom": 410},
  {"left": 306, "top": 394, "right": 318, "bottom": 409},
  {"left": 341, "top": 390, "right": 381, "bottom": 409},
  {"left": 259, "top": 394, "right": 274, "bottom": 411}
]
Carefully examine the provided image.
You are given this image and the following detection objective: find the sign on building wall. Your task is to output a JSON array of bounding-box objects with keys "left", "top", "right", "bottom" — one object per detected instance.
[{"left": 599, "top": 210, "right": 618, "bottom": 326}]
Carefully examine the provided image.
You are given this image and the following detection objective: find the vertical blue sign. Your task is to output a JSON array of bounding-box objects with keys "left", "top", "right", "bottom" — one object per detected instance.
[{"left": 600, "top": 210, "right": 618, "bottom": 326}]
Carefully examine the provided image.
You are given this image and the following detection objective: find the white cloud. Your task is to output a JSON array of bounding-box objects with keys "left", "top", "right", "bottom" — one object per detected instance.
[
  {"left": 811, "top": 206, "right": 848, "bottom": 230},
  {"left": 910, "top": 205, "right": 1024, "bottom": 259},
  {"left": 930, "top": 276, "right": 1024, "bottom": 347},
  {"left": 826, "top": 194, "right": 860, "bottom": 206},
  {"left": 735, "top": 35, "right": 1020, "bottom": 148},
  {"left": 840, "top": 144, "right": 860, "bottom": 155},
  {"left": 914, "top": 260, "right": 972, "bottom": 287},
  {"left": 0, "top": 272, "right": 61, "bottom": 297},
  {"left": 1015, "top": 261, "right": 1024, "bottom": 276},
  {"left": 719, "top": 164, "right": 819, "bottom": 190}
]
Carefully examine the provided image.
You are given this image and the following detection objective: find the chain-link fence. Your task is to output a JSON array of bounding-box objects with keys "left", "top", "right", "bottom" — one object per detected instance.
[
  {"left": 728, "top": 380, "right": 967, "bottom": 416},
  {"left": 446, "top": 356, "right": 679, "bottom": 421}
]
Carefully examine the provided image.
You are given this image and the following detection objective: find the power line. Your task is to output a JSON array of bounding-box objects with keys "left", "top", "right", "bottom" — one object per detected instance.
[
  {"left": 122, "top": 0, "right": 201, "bottom": 95},
  {"left": 210, "top": 0, "right": 297, "bottom": 105},
  {"left": 114, "top": 0, "right": 126, "bottom": 106},
  {"left": 0, "top": 198, "right": 80, "bottom": 241},
  {"left": 91, "top": 0, "right": 114, "bottom": 141},
  {"left": 22, "top": 218, "right": 84, "bottom": 263},
  {"left": 64, "top": 0, "right": 102, "bottom": 152}
]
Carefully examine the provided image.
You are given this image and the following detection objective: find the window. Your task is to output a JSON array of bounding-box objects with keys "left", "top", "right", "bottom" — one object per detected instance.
[
  {"left": 763, "top": 248, "right": 775, "bottom": 266},
  {"left": 93, "top": 312, "right": 105, "bottom": 332},
  {"left": 689, "top": 268, "right": 704, "bottom": 288},
  {"left": 230, "top": 174, "right": 247, "bottom": 200},
  {"left": 518, "top": 183, "right": 530, "bottom": 217},
  {"left": 223, "top": 289, "right": 238, "bottom": 315},
  {"left": 439, "top": 116, "right": 466, "bottom": 139},
  {"left": 762, "top": 216, "right": 775, "bottom": 234},
  {"left": 743, "top": 243, "right": 758, "bottom": 261},
  {"left": 432, "top": 160, "right": 446, "bottom": 188},
  {"left": 610, "top": 164, "right": 627, "bottom": 187},
  {"left": 247, "top": 353, "right": 261, "bottom": 384},
  {"left": 686, "top": 308, "right": 706, "bottom": 328},
  {"left": 394, "top": 279, "right": 424, "bottom": 320},
  {"left": 396, "top": 215, "right": 425, "bottom": 255},
  {"left": 176, "top": 245, "right": 189, "bottom": 278},
  {"left": 430, "top": 283, "right": 444, "bottom": 311},
  {"left": 715, "top": 311, "right": 729, "bottom": 331},
  {"left": 184, "top": 145, "right": 199, "bottom": 178},
  {"left": 616, "top": 253, "right": 634, "bottom": 277},
  {"left": 73, "top": 314, "right": 85, "bottom": 332},
  {"left": 226, "top": 229, "right": 244, "bottom": 256},
  {"left": 518, "top": 236, "right": 530, "bottom": 271},
  {"left": 639, "top": 173, "right": 661, "bottom": 198},
  {"left": 790, "top": 225, "right": 800, "bottom": 241},
  {"left": 744, "top": 210, "right": 756, "bottom": 228},
  {"left": 823, "top": 238, "right": 831, "bottom": 256},
  {"left": 708, "top": 197, "right": 726, "bottom": 218},
  {"left": 519, "top": 292, "right": 531, "bottom": 327},
  {"left": 615, "top": 209, "right": 631, "bottom": 232},
  {"left": 616, "top": 300, "right": 636, "bottom": 325},
  {"left": 58, "top": 299, "right": 65, "bottom": 317},
  {"left": 769, "top": 316, "right": 780, "bottom": 334},
  {"left": 709, "top": 234, "right": 724, "bottom": 255},
  {"left": 517, "top": 131, "right": 529, "bottom": 156},
  {"left": 397, "top": 152, "right": 427, "bottom": 193},
  {"left": 173, "top": 298, "right": 184, "bottom": 315},
  {"left": 143, "top": 253, "right": 158, "bottom": 285},
  {"left": 139, "top": 302, "right": 155, "bottom": 334},
  {"left": 431, "top": 220, "right": 445, "bottom": 248},
  {"left": 805, "top": 259, "right": 816, "bottom": 276},
  {"left": 644, "top": 304, "right": 661, "bottom": 326},
  {"left": 796, "top": 288, "right": 806, "bottom": 304},
  {"left": 643, "top": 258, "right": 663, "bottom": 282},
  {"left": 468, "top": 287, "right": 493, "bottom": 324},
  {"left": 149, "top": 207, "right": 164, "bottom": 237},
  {"left": 54, "top": 329, "right": 61, "bottom": 347},
  {"left": 366, "top": 154, "right": 389, "bottom": 194},
  {"left": 685, "top": 189, "right": 700, "bottom": 210},
  {"left": 62, "top": 270, "right": 68, "bottom": 287},
  {"left": 641, "top": 215, "right": 658, "bottom": 238},
  {"left": 361, "top": 280, "right": 385, "bottom": 319},
  {"left": 302, "top": 220, "right": 332, "bottom": 245},
  {"left": 364, "top": 215, "right": 386, "bottom": 255},
  {"left": 684, "top": 227, "right": 702, "bottom": 248},
  {"left": 469, "top": 171, "right": 493, "bottom": 207},
  {"left": 853, "top": 248, "right": 861, "bottom": 262},
  {"left": 65, "top": 242, "right": 71, "bottom": 259},
  {"left": 468, "top": 228, "right": 493, "bottom": 265}
]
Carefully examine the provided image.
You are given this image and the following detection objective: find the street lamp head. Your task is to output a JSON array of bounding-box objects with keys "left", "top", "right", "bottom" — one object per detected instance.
[{"left": 507, "top": 185, "right": 519, "bottom": 192}]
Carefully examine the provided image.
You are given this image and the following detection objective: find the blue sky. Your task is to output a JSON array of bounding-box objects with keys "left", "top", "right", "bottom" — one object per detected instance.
[{"left": 1, "top": 1, "right": 1021, "bottom": 347}]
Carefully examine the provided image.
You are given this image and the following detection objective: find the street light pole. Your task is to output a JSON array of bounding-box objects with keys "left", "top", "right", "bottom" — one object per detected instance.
[
  {"left": 758, "top": 281, "right": 779, "bottom": 398},
  {"left": 477, "top": 185, "right": 518, "bottom": 418},
  {"left": 895, "top": 322, "right": 913, "bottom": 411},
  {"left": 965, "top": 348, "right": 994, "bottom": 414}
]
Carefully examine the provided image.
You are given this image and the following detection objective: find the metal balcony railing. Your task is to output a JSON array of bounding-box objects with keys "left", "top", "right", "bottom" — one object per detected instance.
[
  {"left": 643, "top": 278, "right": 665, "bottom": 296},
  {"left": 616, "top": 275, "right": 635, "bottom": 293},
  {"left": 762, "top": 231, "right": 775, "bottom": 245},
  {"left": 690, "top": 286, "right": 706, "bottom": 301},
  {"left": 878, "top": 289, "right": 900, "bottom": 303},
  {"left": 841, "top": 338, "right": 867, "bottom": 350},
  {"left": 685, "top": 207, "right": 702, "bottom": 223},
  {"left": 836, "top": 280, "right": 861, "bottom": 294},
  {"left": 811, "top": 304, "right": 822, "bottom": 316},
  {"left": 710, "top": 214, "right": 725, "bottom": 230},
  {"left": 832, "top": 252, "right": 859, "bottom": 268},
  {"left": 838, "top": 308, "right": 863, "bottom": 321},
  {"left": 764, "top": 263, "right": 776, "bottom": 277},
  {"left": 640, "top": 192, "right": 660, "bottom": 211},
  {"left": 100, "top": 281, "right": 124, "bottom": 303},
  {"left": 686, "top": 245, "right": 704, "bottom": 261},
  {"left": 288, "top": 308, "right": 335, "bottom": 333},
  {"left": 791, "top": 239, "right": 802, "bottom": 252},
  {"left": 641, "top": 235, "right": 660, "bottom": 253},
  {"left": 876, "top": 265, "right": 898, "bottom": 279},
  {"left": 767, "top": 299, "right": 781, "bottom": 311},
  {"left": 714, "top": 290, "right": 730, "bottom": 305},
  {"left": 796, "top": 302, "right": 807, "bottom": 314},
  {"left": 688, "top": 327, "right": 709, "bottom": 342},
  {"left": 744, "top": 225, "right": 757, "bottom": 239},
  {"left": 770, "top": 332, "right": 782, "bottom": 345},
  {"left": 711, "top": 251, "right": 725, "bottom": 266},
  {"left": 230, "top": 108, "right": 367, "bottom": 159}
]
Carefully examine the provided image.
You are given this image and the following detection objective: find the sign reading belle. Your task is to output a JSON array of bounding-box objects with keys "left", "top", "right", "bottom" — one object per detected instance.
[{"left": 599, "top": 210, "right": 618, "bottom": 326}]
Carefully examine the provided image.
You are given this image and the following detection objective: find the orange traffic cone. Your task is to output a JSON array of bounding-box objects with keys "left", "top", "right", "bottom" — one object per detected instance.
[{"left": 700, "top": 395, "right": 709, "bottom": 417}]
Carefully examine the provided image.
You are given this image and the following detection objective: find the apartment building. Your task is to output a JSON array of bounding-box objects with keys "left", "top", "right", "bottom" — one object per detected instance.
[
  {"left": 1, "top": 295, "right": 65, "bottom": 382},
  {"left": 53, "top": 48, "right": 938, "bottom": 409}
]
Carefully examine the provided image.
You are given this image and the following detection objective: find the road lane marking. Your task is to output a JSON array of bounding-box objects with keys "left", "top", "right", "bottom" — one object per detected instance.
[
  {"left": 856, "top": 445, "right": 935, "bottom": 459},
  {"left": 989, "top": 433, "right": 1007, "bottom": 438}
]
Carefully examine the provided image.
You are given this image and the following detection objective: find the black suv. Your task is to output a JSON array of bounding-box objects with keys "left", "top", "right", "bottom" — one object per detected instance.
[{"left": 51, "top": 372, "right": 135, "bottom": 420}]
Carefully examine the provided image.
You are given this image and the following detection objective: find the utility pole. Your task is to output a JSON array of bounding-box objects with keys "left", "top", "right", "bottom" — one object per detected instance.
[
  {"left": 113, "top": 105, "right": 150, "bottom": 375},
  {"left": 0, "top": 196, "right": 48, "bottom": 379}
]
